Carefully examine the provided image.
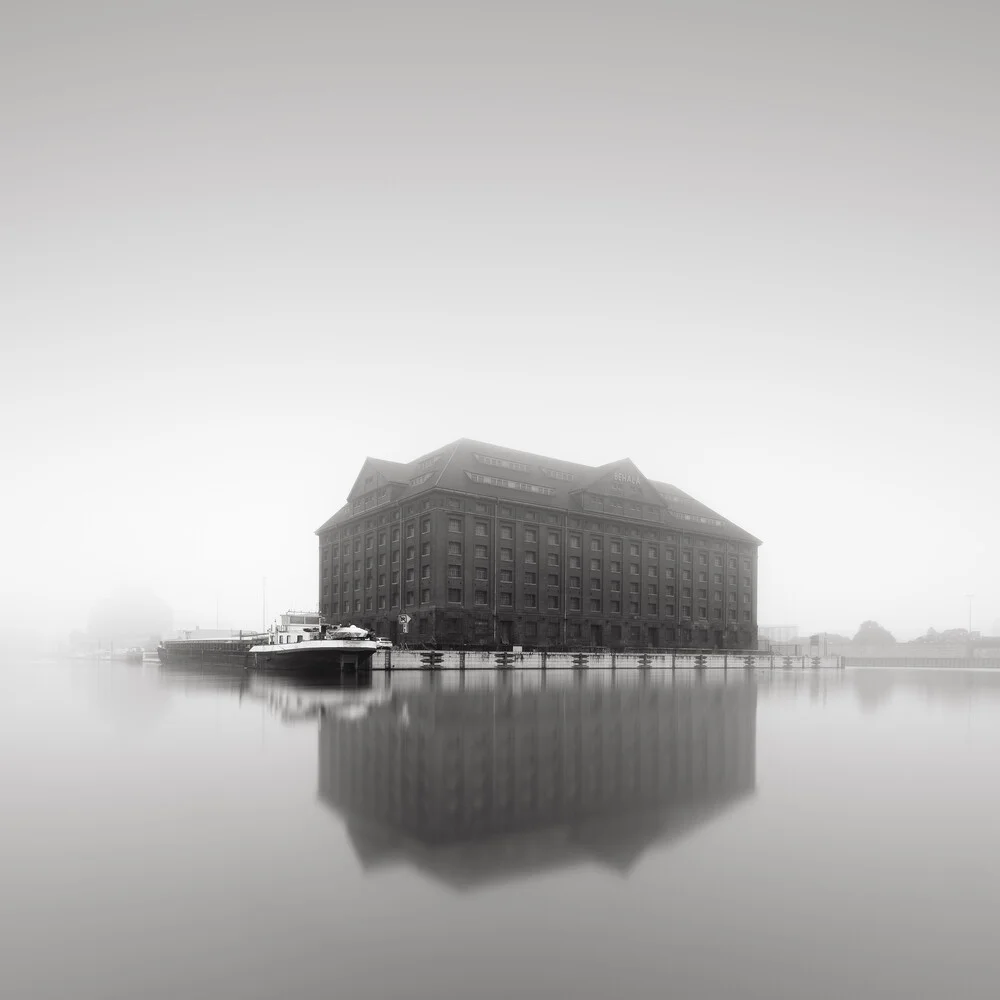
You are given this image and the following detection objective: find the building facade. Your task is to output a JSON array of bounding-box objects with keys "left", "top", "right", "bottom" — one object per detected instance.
[{"left": 315, "top": 440, "right": 761, "bottom": 650}]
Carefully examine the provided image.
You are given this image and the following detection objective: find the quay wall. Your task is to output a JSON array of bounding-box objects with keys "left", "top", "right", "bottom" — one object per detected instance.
[
  {"left": 844, "top": 656, "right": 1000, "bottom": 669},
  {"left": 772, "top": 644, "right": 1000, "bottom": 660},
  {"left": 378, "top": 650, "right": 844, "bottom": 671}
]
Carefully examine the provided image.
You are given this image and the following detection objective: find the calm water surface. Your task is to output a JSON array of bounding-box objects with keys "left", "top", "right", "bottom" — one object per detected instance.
[{"left": 3, "top": 660, "right": 1000, "bottom": 999}]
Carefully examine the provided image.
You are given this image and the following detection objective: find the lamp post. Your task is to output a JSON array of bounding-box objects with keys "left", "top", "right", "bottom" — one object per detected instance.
[{"left": 965, "top": 594, "right": 974, "bottom": 636}]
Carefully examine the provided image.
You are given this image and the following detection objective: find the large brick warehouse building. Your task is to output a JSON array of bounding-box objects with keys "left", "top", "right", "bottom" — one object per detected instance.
[{"left": 315, "top": 440, "right": 760, "bottom": 650}]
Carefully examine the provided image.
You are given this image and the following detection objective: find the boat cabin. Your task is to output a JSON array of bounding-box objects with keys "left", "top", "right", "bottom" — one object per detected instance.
[
  {"left": 270, "top": 611, "right": 326, "bottom": 645},
  {"left": 265, "top": 612, "right": 377, "bottom": 647}
]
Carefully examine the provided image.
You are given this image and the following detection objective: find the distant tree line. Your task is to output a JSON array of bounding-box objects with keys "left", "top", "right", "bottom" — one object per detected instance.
[
  {"left": 910, "top": 627, "right": 974, "bottom": 644},
  {"left": 847, "top": 623, "right": 976, "bottom": 646},
  {"left": 852, "top": 621, "right": 895, "bottom": 646}
]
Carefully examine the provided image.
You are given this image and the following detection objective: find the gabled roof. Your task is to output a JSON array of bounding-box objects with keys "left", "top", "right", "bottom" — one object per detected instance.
[
  {"left": 317, "top": 438, "right": 760, "bottom": 543},
  {"left": 346, "top": 457, "right": 411, "bottom": 501},
  {"left": 428, "top": 439, "right": 592, "bottom": 509},
  {"left": 649, "top": 480, "right": 761, "bottom": 544},
  {"left": 366, "top": 457, "right": 411, "bottom": 481},
  {"left": 570, "top": 456, "right": 655, "bottom": 499}
]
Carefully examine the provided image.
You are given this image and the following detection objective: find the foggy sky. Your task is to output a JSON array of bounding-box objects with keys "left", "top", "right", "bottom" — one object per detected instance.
[{"left": 3, "top": 1, "right": 998, "bottom": 640}]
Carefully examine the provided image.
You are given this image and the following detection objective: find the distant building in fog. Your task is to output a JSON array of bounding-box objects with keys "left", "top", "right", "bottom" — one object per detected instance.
[
  {"left": 318, "top": 676, "right": 757, "bottom": 887},
  {"left": 86, "top": 587, "right": 173, "bottom": 647},
  {"left": 166, "top": 627, "right": 247, "bottom": 641},
  {"left": 315, "top": 439, "right": 760, "bottom": 649},
  {"left": 759, "top": 625, "right": 799, "bottom": 643}
]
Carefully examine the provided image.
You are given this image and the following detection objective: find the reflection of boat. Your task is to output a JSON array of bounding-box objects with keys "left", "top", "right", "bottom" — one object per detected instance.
[
  {"left": 73, "top": 647, "right": 146, "bottom": 663},
  {"left": 157, "top": 613, "right": 377, "bottom": 673},
  {"left": 319, "top": 671, "right": 757, "bottom": 889},
  {"left": 245, "top": 674, "right": 388, "bottom": 723},
  {"left": 155, "top": 661, "right": 385, "bottom": 721}
]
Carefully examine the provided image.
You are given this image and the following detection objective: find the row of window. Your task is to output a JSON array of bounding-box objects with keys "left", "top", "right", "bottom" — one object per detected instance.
[
  {"left": 325, "top": 539, "right": 754, "bottom": 578},
  {"left": 331, "top": 595, "right": 400, "bottom": 613},
  {"left": 327, "top": 591, "right": 754, "bottom": 622},
  {"left": 349, "top": 488, "right": 390, "bottom": 515},
  {"left": 415, "top": 452, "right": 444, "bottom": 471},
  {"left": 327, "top": 539, "right": 751, "bottom": 574},
  {"left": 328, "top": 559, "right": 752, "bottom": 594},
  {"left": 326, "top": 549, "right": 752, "bottom": 578},
  {"left": 328, "top": 569, "right": 750, "bottom": 596},
  {"left": 323, "top": 528, "right": 753, "bottom": 571},
  {"left": 465, "top": 471, "right": 557, "bottom": 496},
  {"left": 326, "top": 555, "right": 752, "bottom": 589},
  {"left": 473, "top": 452, "right": 531, "bottom": 472},
  {"left": 326, "top": 507, "right": 754, "bottom": 557},
  {"left": 470, "top": 453, "right": 578, "bottom": 484},
  {"left": 326, "top": 571, "right": 753, "bottom": 606},
  {"left": 587, "top": 492, "right": 726, "bottom": 528},
  {"left": 320, "top": 606, "right": 755, "bottom": 641}
]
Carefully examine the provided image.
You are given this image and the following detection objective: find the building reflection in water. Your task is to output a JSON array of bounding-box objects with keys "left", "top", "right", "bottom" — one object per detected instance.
[{"left": 318, "top": 671, "right": 757, "bottom": 888}]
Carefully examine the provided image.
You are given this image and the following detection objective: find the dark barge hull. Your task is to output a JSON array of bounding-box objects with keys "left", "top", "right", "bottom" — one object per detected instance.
[
  {"left": 158, "top": 639, "right": 258, "bottom": 670},
  {"left": 157, "top": 641, "right": 376, "bottom": 673},
  {"left": 248, "top": 647, "right": 376, "bottom": 672}
]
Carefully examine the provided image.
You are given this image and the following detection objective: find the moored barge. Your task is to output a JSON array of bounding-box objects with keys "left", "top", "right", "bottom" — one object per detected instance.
[{"left": 157, "top": 612, "right": 378, "bottom": 673}]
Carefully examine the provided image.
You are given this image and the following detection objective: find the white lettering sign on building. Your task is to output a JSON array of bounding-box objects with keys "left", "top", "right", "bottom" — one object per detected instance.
[{"left": 613, "top": 471, "right": 642, "bottom": 488}]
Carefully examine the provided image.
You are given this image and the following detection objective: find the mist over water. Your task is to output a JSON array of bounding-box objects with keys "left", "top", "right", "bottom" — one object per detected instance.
[{"left": 4, "top": 660, "right": 1000, "bottom": 999}]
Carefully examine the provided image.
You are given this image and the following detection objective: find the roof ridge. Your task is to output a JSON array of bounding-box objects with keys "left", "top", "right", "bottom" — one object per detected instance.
[
  {"left": 368, "top": 456, "right": 410, "bottom": 473},
  {"left": 429, "top": 439, "right": 464, "bottom": 491},
  {"left": 458, "top": 438, "right": 607, "bottom": 475}
]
